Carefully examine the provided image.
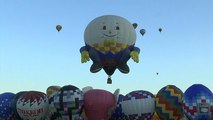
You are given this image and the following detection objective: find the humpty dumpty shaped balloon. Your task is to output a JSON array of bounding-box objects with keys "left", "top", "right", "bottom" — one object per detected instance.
[{"left": 80, "top": 15, "right": 140, "bottom": 83}]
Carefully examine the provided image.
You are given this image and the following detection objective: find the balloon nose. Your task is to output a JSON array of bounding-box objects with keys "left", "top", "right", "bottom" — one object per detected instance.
[{"left": 109, "top": 30, "right": 112, "bottom": 34}]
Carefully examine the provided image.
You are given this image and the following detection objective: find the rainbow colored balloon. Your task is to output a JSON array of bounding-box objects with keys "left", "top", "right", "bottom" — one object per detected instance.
[
  {"left": 155, "top": 85, "right": 183, "bottom": 120},
  {"left": 182, "top": 84, "right": 213, "bottom": 120}
]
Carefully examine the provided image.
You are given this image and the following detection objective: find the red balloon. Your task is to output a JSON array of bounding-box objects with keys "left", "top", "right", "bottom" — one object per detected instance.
[{"left": 84, "top": 89, "right": 117, "bottom": 120}]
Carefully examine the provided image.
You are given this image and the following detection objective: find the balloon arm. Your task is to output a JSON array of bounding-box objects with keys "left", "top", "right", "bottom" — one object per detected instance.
[
  {"left": 80, "top": 46, "right": 90, "bottom": 63},
  {"left": 80, "top": 46, "right": 89, "bottom": 53},
  {"left": 131, "top": 46, "right": 140, "bottom": 54},
  {"left": 130, "top": 48, "right": 140, "bottom": 63}
]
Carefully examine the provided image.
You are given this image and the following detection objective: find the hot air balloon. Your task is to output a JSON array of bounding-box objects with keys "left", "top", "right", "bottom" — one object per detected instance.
[
  {"left": 56, "top": 25, "right": 62, "bottom": 32},
  {"left": 82, "top": 86, "right": 93, "bottom": 93},
  {"left": 121, "top": 90, "right": 155, "bottom": 120},
  {"left": 48, "top": 91, "right": 61, "bottom": 120},
  {"left": 182, "top": 84, "right": 213, "bottom": 120},
  {"left": 46, "top": 85, "right": 61, "bottom": 97},
  {"left": 151, "top": 112, "right": 160, "bottom": 120},
  {"left": 16, "top": 91, "right": 49, "bottom": 120},
  {"left": 110, "top": 94, "right": 127, "bottom": 120},
  {"left": 80, "top": 15, "right": 140, "bottom": 84},
  {"left": 158, "top": 28, "right": 162, "bottom": 33},
  {"left": 52, "top": 85, "right": 84, "bottom": 120},
  {"left": 140, "top": 29, "right": 146, "bottom": 36},
  {"left": 84, "top": 89, "right": 119, "bottom": 120},
  {"left": 11, "top": 91, "right": 27, "bottom": 120},
  {"left": 155, "top": 85, "right": 183, "bottom": 120},
  {"left": 132, "top": 23, "right": 138, "bottom": 29},
  {"left": 0, "top": 92, "right": 16, "bottom": 119}
]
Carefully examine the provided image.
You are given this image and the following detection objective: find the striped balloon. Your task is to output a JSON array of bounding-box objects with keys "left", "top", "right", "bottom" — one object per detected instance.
[
  {"left": 121, "top": 90, "right": 155, "bottom": 120},
  {"left": 183, "top": 84, "right": 213, "bottom": 120},
  {"left": 155, "top": 85, "right": 183, "bottom": 120}
]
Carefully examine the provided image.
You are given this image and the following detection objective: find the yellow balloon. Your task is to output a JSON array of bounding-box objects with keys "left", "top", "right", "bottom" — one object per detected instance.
[
  {"left": 46, "top": 85, "right": 61, "bottom": 97},
  {"left": 56, "top": 25, "right": 62, "bottom": 32}
]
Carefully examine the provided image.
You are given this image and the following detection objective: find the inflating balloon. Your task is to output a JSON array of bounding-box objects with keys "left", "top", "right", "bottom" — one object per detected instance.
[
  {"left": 84, "top": 89, "right": 119, "bottom": 120},
  {"left": 0, "top": 92, "right": 16, "bottom": 119},
  {"left": 56, "top": 25, "right": 62, "bottom": 32},
  {"left": 16, "top": 91, "right": 49, "bottom": 120},
  {"left": 80, "top": 15, "right": 140, "bottom": 84},
  {"left": 183, "top": 84, "right": 213, "bottom": 120},
  {"left": 155, "top": 85, "right": 183, "bottom": 120},
  {"left": 52, "top": 85, "right": 84, "bottom": 120},
  {"left": 121, "top": 90, "right": 155, "bottom": 120},
  {"left": 140, "top": 29, "right": 146, "bottom": 36}
]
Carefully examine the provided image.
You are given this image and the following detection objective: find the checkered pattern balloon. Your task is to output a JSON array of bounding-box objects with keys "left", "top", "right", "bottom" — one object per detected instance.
[
  {"left": 183, "top": 84, "right": 213, "bottom": 120},
  {"left": 121, "top": 90, "right": 155, "bottom": 120},
  {"left": 48, "top": 92, "right": 61, "bottom": 120},
  {"left": 52, "top": 85, "right": 84, "bottom": 120},
  {"left": 16, "top": 91, "right": 49, "bottom": 120},
  {"left": 155, "top": 85, "right": 183, "bottom": 120},
  {"left": 0, "top": 92, "right": 15, "bottom": 120}
]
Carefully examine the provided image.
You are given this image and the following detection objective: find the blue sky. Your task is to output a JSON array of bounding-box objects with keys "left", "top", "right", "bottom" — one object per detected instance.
[{"left": 1, "top": 0, "right": 213, "bottom": 95}]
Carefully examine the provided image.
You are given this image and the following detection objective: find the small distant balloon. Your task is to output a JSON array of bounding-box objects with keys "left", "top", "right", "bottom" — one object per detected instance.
[
  {"left": 158, "top": 28, "right": 162, "bottom": 33},
  {"left": 156, "top": 72, "right": 159, "bottom": 75},
  {"left": 56, "top": 25, "right": 62, "bottom": 32},
  {"left": 140, "top": 29, "right": 146, "bottom": 36},
  {"left": 132, "top": 23, "right": 138, "bottom": 29}
]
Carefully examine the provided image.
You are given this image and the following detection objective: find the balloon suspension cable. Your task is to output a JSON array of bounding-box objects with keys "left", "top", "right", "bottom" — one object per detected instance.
[{"left": 107, "top": 75, "right": 112, "bottom": 84}]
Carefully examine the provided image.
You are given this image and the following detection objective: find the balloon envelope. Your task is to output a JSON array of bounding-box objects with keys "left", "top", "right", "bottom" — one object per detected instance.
[
  {"left": 155, "top": 85, "right": 183, "bottom": 120},
  {"left": 52, "top": 85, "right": 84, "bottom": 120},
  {"left": 11, "top": 91, "right": 27, "bottom": 119},
  {"left": 110, "top": 94, "right": 126, "bottom": 120},
  {"left": 84, "top": 89, "right": 117, "bottom": 120},
  {"left": 140, "top": 29, "right": 146, "bottom": 36},
  {"left": 158, "top": 28, "right": 162, "bottom": 32},
  {"left": 183, "top": 84, "right": 213, "bottom": 120},
  {"left": 16, "top": 91, "right": 49, "bottom": 120},
  {"left": 56, "top": 25, "right": 62, "bottom": 32},
  {"left": 132, "top": 23, "right": 138, "bottom": 29},
  {"left": 0, "top": 92, "right": 15, "bottom": 119},
  {"left": 46, "top": 85, "right": 61, "bottom": 97},
  {"left": 121, "top": 90, "right": 155, "bottom": 120}
]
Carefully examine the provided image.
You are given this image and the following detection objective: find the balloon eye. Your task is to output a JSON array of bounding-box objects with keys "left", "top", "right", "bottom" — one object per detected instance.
[
  {"left": 103, "top": 26, "right": 106, "bottom": 30},
  {"left": 116, "top": 26, "right": 119, "bottom": 30}
]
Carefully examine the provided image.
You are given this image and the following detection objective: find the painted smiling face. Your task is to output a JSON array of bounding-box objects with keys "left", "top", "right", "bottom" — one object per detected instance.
[{"left": 84, "top": 15, "right": 136, "bottom": 54}]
